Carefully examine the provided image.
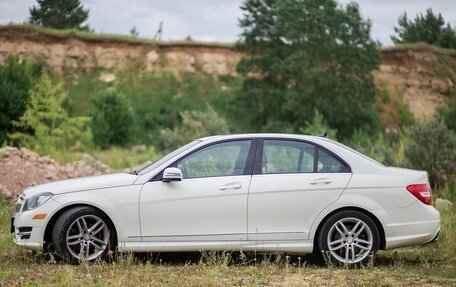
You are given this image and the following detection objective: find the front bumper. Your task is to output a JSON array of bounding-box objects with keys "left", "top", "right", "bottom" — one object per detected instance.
[{"left": 12, "top": 198, "right": 61, "bottom": 251}]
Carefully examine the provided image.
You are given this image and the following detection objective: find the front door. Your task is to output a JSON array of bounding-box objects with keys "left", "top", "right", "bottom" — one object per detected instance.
[
  {"left": 248, "top": 139, "right": 352, "bottom": 241},
  {"left": 140, "top": 139, "right": 254, "bottom": 242}
]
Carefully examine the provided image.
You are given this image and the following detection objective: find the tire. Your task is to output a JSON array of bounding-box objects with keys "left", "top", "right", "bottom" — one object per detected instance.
[
  {"left": 316, "top": 210, "right": 380, "bottom": 267},
  {"left": 52, "top": 206, "right": 116, "bottom": 263}
]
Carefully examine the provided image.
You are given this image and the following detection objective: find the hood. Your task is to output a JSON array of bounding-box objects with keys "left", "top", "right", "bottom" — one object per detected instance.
[{"left": 23, "top": 173, "right": 139, "bottom": 198}]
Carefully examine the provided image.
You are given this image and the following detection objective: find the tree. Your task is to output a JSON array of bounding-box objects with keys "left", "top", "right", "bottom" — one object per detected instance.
[
  {"left": 233, "top": 0, "right": 380, "bottom": 137},
  {"left": 0, "top": 56, "right": 36, "bottom": 144},
  {"left": 391, "top": 8, "right": 456, "bottom": 49},
  {"left": 405, "top": 118, "right": 456, "bottom": 186},
  {"left": 160, "top": 106, "right": 230, "bottom": 151},
  {"left": 8, "top": 74, "right": 90, "bottom": 154},
  {"left": 91, "top": 89, "right": 135, "bottom": 148},
  {"left": 29, "top": 0, "right": 90, "bottom": 30}
]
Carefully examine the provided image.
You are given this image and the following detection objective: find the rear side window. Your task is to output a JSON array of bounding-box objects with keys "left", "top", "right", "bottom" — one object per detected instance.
[
  {"left": 262, "top": 140, "right": 315, "bottom": 174},
  {"left": 317, "top": 149, "right": 346, "bottom": 173},
  {"left": 260, "top": 139, "right": 350, "bottom": 174}
]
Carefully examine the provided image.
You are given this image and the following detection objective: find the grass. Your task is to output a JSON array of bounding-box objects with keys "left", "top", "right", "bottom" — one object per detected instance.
[
  {"left": 0, "top": 194, "right": 455, "bottom": 286},
  {"left": 48, "top": 146, "right": 161, "bottom": 171},
  {"left": 0, "top": 24, "right": 236, "bottom": 48}
]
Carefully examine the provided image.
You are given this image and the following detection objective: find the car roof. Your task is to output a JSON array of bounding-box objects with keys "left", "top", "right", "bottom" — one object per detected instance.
[{"left": 198, "top": 133, "right": 322, "bottom": 142}]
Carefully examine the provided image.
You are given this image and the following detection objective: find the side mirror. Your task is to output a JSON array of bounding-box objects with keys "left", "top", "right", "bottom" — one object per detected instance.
[{"left": 162, "top": 167, "right": 183, "bottom": 182}]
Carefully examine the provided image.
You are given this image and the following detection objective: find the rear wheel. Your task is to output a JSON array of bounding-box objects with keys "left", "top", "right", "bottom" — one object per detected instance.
[
  {"left": 52, "top": 206, "right": 116, "bottom": 263},
  {"left": 317, "top": 210, "right": 380, "bottom": 267}
]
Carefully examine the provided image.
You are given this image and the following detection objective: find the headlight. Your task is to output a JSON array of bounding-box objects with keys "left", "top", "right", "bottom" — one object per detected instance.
[{"left": 23, "top": 192, "right": 53, "bottom": 211}]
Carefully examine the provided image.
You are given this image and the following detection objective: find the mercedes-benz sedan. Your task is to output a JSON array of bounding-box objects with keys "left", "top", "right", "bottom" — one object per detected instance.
[{"left": 12, "top": 134, "right": 440, "bottom": 266}]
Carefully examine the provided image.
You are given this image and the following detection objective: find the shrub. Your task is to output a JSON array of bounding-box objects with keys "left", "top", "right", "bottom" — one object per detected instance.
[
  {"left": 300, "top": 110, "right": 337, "bottom": 140},
  {"left": 0, "top": 56, "right": 35, "bottom": 144},
  {"left": 8, "top": 74, "right": 90, "bottom": 154},
  {"left": 160, "top": 106, "right": 230, "bottom": 151},
  {"left": 405, "top": 118, "right": 456, "bottom": 186},
  {"left": 91, "top": 89, "right": 135, "bottom": 148},
  {"left": 348, "top": 130, "right": 406, "bottom": 167}
]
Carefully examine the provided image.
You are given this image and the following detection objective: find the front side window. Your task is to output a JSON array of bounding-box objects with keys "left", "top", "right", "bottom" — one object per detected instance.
[
  {"left": 176, "top": 140, "right": 252, "bottom": 179},
  {"left": 262, "top": 140, "right": 315, "bottom": 174}
]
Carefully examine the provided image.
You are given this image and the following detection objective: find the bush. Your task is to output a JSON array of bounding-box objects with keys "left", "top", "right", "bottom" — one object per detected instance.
[
  {"left": 160, "top": 106, "right": 230, "bottom": 151},
  {"left": 405, "top": 118, "right": 456, "bottom": 186},
  {"left": 348, "top": 130, "right": 406, "bottom": 167},
  {"left": 0, "top": 56, "right": 36, "bottom": 144},
  {"left": 91, "top": 89, "right": 135, "bottom": 148},
  {"left": 8, "top": 74, "right": 90, "bottom": 154},
  {"left": 300, "top": 110, "right": 337, "bottom": 140}
]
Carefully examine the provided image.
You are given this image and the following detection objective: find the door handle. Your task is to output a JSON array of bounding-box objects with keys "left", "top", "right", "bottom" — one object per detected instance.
[
  {"left": 219, "top": 184, "right": 242, "bottom": 190},
  {"left": 310, "top": 181, "right": 332, "bottom": 185}
]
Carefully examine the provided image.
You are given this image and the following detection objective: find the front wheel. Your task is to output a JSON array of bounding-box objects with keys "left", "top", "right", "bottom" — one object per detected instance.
[
  {"left": 317, "top": 210, "right": 380, "bottom": 267},
  {"left": 52, "top": 206, "right": 116, "bottom": 263}
]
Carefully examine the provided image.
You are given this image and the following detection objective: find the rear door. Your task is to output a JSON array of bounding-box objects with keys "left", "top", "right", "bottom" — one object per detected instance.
[{"left": 247, "top": 139, "right": 352, "bottom": 241}]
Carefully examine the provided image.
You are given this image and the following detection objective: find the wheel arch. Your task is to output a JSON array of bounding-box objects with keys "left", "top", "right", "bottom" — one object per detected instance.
[
  {"left": 43, "top": 203, "right": 118, "bottom": 251},
  {"left": 312, "top": 206, "right": 386, "bottom": 252}
]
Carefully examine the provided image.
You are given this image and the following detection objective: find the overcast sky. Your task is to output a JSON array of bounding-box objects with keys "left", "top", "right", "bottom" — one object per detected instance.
[{"left": 1, "top": 0, "right": 455, "bottom": 45}]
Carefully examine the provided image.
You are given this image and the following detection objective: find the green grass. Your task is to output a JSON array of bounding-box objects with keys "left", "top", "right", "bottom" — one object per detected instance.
[
  {"left": 48, "top": 146, "right": 161, "bottom": 171},
  {"left": 0, "top": 24, "right": 235, "bottom": 48},
  {"left": 1, "top": 194, "right": 455, "bottom": 286}
]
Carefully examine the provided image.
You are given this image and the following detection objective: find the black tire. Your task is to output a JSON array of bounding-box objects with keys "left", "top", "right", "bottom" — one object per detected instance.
[
  {"left": 52, "top": 206, "right": 116, "bottom": 263},
  {"left": 316, "top": 210, "right": 380, "bottom": 267}
]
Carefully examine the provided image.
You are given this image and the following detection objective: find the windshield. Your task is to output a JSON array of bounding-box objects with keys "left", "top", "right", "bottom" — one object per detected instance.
[{"left": 137, "top": 140, "right": 202, "bottom": 175}]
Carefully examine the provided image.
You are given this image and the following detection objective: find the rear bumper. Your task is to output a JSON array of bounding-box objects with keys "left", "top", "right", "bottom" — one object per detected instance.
[{"left": 376, "top": 201, "right": 441, "bottom": 250}]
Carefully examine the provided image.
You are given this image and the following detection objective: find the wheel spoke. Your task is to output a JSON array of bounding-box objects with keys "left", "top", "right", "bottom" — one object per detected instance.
[
  {"left": 334, "top": 225, "right": 345, "bottom": 237},
  {"left": 67, "top": 234, "right": 83, "bottom": 241},
  {"left": 89, "top": 220, "right": 102, "bottom": 233},
  {"left": 354, "top": 243, "right": 370, "bottom": 250},
  {"left": 85, "top": 241, "right": 90, "bottom": 258},
  {"left": 90, "top": 241, "right": 103, "bottom": 250},
  {"left": 91, "top": 222, "right": 106, "bottom": 236},
  {"left": 329, "top": 238, "right": 345, "bottom": 246},
  {"left": 92, "top": 237, "right": 106, "bottom": 246},
  {"left": 331, "top": 243, "right": 346, "bottom": 251},
  {"left": 81, "top": 217, "right": 89, "bottom": 233},
  {"left": 338, "top": 221, "right": 349, "bottom": 235},
  {"left": 344, "top": 245, "right": 350, "bottom": 262},
  {"left": 357, "top": 238, "right": 371, "bottom": 245},
  {"left": 354, "top": 223, "right": 366, "bottom": 237},
  {"left": 351, "top": 245, "right": 355, "bottom": 261},
  {"left": 68, "top": 239, "right": 83, "bottom": 246},
  {"left": 350, "top": 220, "right": 362, "bottom": 234},
  {"left": 76, "top": 219, "right": 84, "bottom": 233}
]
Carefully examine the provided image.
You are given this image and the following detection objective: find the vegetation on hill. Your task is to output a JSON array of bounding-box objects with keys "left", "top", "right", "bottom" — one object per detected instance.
[
  {"left": 29, "top": 0, "right": 90, "bottom": 31},
  {"left": 392, "top": 8, "right": 456, "bottom": 49},
  {"left": 234, "top": 0, "right": 380, "bottom": 137}
]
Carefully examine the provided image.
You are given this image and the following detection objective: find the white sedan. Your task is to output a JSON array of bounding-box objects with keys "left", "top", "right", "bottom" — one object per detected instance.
[{"left": 12, "top": 134, "right": 440, "bottom": 266}]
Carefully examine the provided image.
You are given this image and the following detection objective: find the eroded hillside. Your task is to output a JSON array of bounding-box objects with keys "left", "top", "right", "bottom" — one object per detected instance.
[{"left": 0, "top": 25, "right": 455, "bottom": 128}]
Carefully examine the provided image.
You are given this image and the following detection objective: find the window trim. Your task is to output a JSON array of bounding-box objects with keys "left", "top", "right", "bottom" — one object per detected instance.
[
  {"left": 253, "top": 138, "right": 351, "bottom": 175},
  {"left": 150, "top": 138, "right": 258, "bottom": 182}
]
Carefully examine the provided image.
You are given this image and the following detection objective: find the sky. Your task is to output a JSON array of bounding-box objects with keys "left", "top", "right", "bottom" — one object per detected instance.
[{"left": 0, "top": 0, "right": 455, "bottom": 46}]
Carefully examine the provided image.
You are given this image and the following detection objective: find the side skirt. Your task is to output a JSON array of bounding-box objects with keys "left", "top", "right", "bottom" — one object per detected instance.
[{"left": 117, "top": 240, "right": 314, "bottom": 254}]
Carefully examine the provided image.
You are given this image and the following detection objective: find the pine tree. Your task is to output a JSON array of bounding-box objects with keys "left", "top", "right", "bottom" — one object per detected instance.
[
  {"left": 29, "top": 0, "right": 90, "bottom": 30},
  {"left": 9, "top": 74, "right": 90, "bottom": 154}
]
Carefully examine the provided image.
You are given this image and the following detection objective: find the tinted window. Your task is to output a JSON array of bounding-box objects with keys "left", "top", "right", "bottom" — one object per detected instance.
[
  {"left": 262, "top": 140, "right": 315, "bottom": 174},
  {"left": 317, "top": 149, "right": 345, "bottom": 173},
  {"left": 177, "top": 140, "right": 251, "bottom": 179}
]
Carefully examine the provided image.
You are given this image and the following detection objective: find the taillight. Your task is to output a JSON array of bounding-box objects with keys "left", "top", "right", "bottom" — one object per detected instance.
[{"left": 407, "top": 184, "right": 432, "bottom": 205}]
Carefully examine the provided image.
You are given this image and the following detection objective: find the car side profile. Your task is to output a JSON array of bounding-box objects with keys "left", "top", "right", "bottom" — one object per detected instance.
[{"left": 12, "top": 134, "right": 440, "bottom": 266}]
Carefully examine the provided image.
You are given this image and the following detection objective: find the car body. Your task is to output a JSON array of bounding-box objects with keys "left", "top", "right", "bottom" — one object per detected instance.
[{"left": 12, "top": 134, "right": 440, "bottom": 265}]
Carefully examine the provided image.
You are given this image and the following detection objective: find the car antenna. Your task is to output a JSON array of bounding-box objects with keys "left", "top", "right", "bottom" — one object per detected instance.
[{"left": 319, "top": 132, "right": 328, "bottom": 137}]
